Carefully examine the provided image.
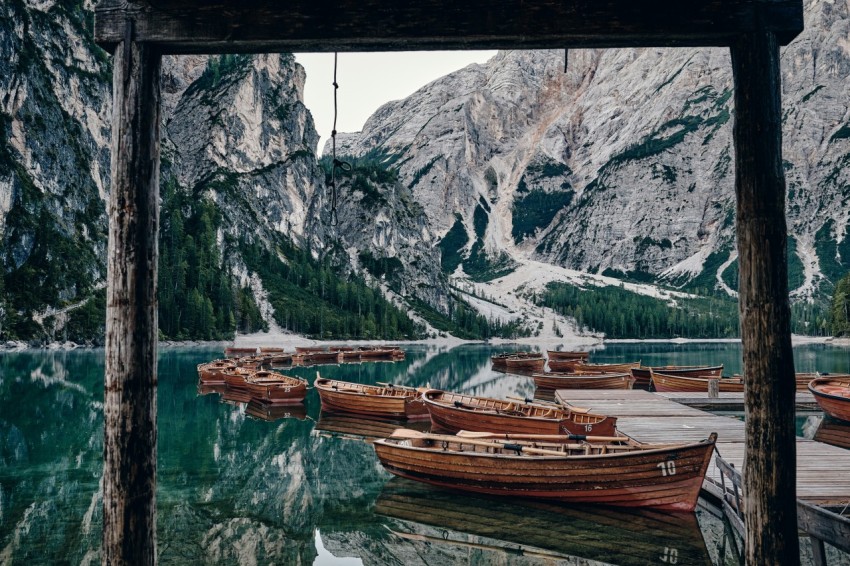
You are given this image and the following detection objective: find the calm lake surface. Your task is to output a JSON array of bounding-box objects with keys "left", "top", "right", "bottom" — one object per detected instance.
[{"left": 2, "top": 342, "right": 849, "bottom": 565}]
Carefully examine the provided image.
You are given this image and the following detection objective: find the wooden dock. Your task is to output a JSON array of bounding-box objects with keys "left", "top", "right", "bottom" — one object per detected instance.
[{"left": 555, "top": 389, "right": 850, "bottom": 505}]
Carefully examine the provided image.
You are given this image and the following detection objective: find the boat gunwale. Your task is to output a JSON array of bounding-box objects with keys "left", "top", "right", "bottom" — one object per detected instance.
[
  {"left": 422, "top": 389, "right": 569, "bottom": 422},
  {"left": 315, "top": 377, "right": 419, "bottom": 400},
  {"left": 808, "top": 377, "right": 850, "bottom": 403}
]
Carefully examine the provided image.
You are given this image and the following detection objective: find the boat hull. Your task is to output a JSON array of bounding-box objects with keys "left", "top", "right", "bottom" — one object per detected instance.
[
  {"left": 503, "top": 357, "right": 546, "bottom": 374},
  {"left": 315, "top": 379, "right": 428, "bottom": 419},
  {"left": 549, "top": 360, "right": 641, "bottom": 373},
  {"left": 631, "top": 365, "right": 724, "bottom": 389},
  {"left": 651, "top": 372, "right": 744, "bottom": 393},
  {"left": 197, "top": 361, "right": 237, "bottom": 384},
  {"left": 423, "top": 391, "right": 617, "bottom": 436},
  {"left": 809, "top": 378, "right": 850, "bottom": 422},
  {"left": 547, "top": 351, "right": 590, "bottom": 361},
  {"left": 533, "top": 372, "right": 634, "bottom": 390},
  {"left": 374, "top": 436, "right": 716, "bottom": 511},
  {"left": 223, "top": 370, "right": 308, "bottom": 404}
]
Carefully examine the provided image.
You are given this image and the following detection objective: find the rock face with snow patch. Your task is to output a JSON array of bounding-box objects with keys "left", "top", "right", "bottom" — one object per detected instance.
[
  {"left": 0, "top": 1, "right": 450, "bottom": 341},
  {"left": 329, "top": 0, "right": 850, "bottom": 302}
]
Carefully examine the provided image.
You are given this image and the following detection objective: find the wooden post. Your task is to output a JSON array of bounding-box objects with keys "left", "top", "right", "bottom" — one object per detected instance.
[
  {"left": 730, "top": 32, "right": 799, "bottom": 565},
  {"left": 708, "top": 378, "right": 719, "bottom": 399},
  {"left": 103, "top": 22, "right": 161, "bottom": 566}
]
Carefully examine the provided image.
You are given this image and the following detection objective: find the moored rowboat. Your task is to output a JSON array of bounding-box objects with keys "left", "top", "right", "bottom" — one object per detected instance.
[
  {"left": 630, "top": 365, "right": 723, "bottom": 389},
  {"left": 809, "top": 377, "right": 850, "bottom": 423},
  {"left": 374, "top": 430, "right": 718, "bottom": 511},
  {"left": 315, "top": 376, "right": 428, "bottom": 419},
  {"left": 548, "top": 360, "right": 641, "bottom": 373},
  {"left": 422, "top": 389, "right": 617, "bottom": 436},
  {"left": 503, "top": 354, "right": 546, "bottom": 374},
  {"left": 533, "top": 372, "right": 635, "bottom": 390},
  {"left": 197, "top": 359, "right": 238, "bottom": 384},
  {"left": 224, "top": 368, "right": 308, "bottom": 404},
  {"left": 651, "top": 372, "right": 744, "bottom": 393},
  {"left": 224, "top": 347, "right": 258, "bottom": 358},
  {"left": 303, "top": 351, "right": 343, "bottom": 364},
  {"left": 796, "top": 372, "right": 850, "bottom": 392},
  {"left": 546, "top": 350, "right": 590, "bottom": 361}
]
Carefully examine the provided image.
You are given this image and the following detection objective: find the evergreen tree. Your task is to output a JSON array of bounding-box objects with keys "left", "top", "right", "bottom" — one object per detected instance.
[{"left": 830, "top": 272, "right": 850, "bottom": 336}]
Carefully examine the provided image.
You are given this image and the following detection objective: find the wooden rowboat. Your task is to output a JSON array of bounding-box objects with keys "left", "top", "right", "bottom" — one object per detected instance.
[
  {"left": 295, "top": 346, "right": 328, "bottom": 353},
  {"left": 374, "top": 430, "right": 718, "bottom": 511},
  {"left": 546, "top": 350, "right": 590, "bottom": 361},
  {"left": 631, "top": 365, "right": 723, "bottom": 389},
  {"left": 302, "top": 351, "right": 343, "bottom": 364},
  {"left": 358, "top": 347, "right": 404, "bottom": 361},
  {"left": 224, "top": 346, "right": 258, "bottom": 358},
  {"left": 651, "top": 371, "right": 744, "bottom": 393},
  {"left": 314, "top": 376, "right": 429, "bottom": 419},
  {"left": 504, "top": 354, "right": 546, "bottom": 374},
  {"left": 548, "top": 360, "right": 641, "bottom": 373},
  {"left": 809, "top": 377, "right": 850, "bottom": 423},
  {"left": 223, "top": 368, "right": 308, "bottom": 404},
  {"left": 422, "top": 389, "right": 617, "bottom": 436},
  {"left": 197, "top": 360, "right": 238, "bottom": 384},
  {"left": 533, "top": 371, "right": 635, "bottom": 390},
  {"left": 796, "top": 372, "right": 850, "bottom": 392}
]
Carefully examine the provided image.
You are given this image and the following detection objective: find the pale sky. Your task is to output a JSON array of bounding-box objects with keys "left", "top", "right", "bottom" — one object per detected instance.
[{"left": 295, "top": 51, "right": 497, "bottom": 155}]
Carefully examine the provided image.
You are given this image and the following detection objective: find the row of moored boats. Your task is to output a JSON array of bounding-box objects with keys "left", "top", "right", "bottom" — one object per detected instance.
[
  {"left": 310, "top": 374, "right": 715, "bottom": 512},
  {"left": 494, "top": 351, "right": 850, "bottom": 413}
]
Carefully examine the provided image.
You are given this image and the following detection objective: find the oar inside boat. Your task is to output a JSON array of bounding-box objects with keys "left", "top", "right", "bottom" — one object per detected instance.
[
  {"left": 388, "top": 428, "right": 572, "bottom": 456},
  {"left": 506, "top": 396, "right": 592, "bottom": 414},
  {"left": 456, "top": 430, "right": 626, "bottom": 443}
]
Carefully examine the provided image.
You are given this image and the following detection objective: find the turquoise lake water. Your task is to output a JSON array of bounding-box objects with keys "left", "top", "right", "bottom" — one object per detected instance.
[{"left": 1, "top": 342, "right": 848, "bottom": 565}]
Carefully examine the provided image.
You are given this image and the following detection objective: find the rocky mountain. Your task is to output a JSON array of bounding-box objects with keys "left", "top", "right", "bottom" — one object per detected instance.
[
  {"left": 0, "top": 0, "right": 456, "bottom": 343},
  {"left": 5, "top": 0, "right": 848, "bottom": 343},
  {"left": 331, "top": 0, "right": 850, "bottom": 311}
]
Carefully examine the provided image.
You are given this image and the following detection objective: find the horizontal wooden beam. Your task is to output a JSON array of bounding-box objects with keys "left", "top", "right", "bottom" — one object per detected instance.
[{"left": 95, "top": 0, "right": 803, "bottom": 54}]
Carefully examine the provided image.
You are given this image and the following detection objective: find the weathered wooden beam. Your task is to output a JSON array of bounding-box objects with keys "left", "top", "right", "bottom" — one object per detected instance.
[
  {"left": 103, "top": 25, "right": 161, "bottom": 566},
  {"left": 797, "top": 500, "right": 850, "bottom": 555},
  {"left": 94, "top": 0, "right": 804, "bottom": 54},
  {"left": 730, "top": 31, "right": 799, "bottom": 566}
]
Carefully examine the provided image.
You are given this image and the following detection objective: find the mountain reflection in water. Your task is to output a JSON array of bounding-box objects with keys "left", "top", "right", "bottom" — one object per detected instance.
[{"left": 10, "top": 341, "right": 847, "bottom": 563}]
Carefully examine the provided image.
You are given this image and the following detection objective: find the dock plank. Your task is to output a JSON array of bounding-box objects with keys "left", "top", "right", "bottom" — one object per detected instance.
[{"left": 555, "top": 389, "right": 850, "bottom": 505}]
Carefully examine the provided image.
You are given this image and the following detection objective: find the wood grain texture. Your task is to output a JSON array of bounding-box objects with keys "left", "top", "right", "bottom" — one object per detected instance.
[
  {"left": 94, "top": 0, "right": 804, "bottom": 54},
  {"left": 731, "top": 31, "right": 800, "bottom": 566},
  {"left": 103, "top": 36, "right": 161, "bottom": 566}
]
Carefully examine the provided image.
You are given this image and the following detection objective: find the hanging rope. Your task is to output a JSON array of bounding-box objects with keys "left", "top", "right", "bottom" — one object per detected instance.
[
  {"left": 564, "top": 48, "right": 568, "bottom": 73},
  {"left": 328, "top": 52, "right": 351, "bottom": 226}
]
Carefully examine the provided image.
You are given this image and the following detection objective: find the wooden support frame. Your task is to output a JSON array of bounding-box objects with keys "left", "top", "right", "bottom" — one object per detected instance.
[
  {"left": 95, "top": 1, "right": 805, "bottom": 564},
  {"left": 95, "top": 0, "right": 803, "bottom": 54},
  {"left": 731, "top": 31, "right": 799, "bottom": 566},
  {"left": 103, "top": 23, "right": 161, "bottom": 566}
]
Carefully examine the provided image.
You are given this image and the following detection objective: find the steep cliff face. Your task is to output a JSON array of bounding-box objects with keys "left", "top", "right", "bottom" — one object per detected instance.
[
  {"left": 331, "top": 0, "right": 850, "bottom": 305},
  {"left": 0, "top": 0, "right": 111, "bottom": 340},
  {"left": 0, "top": 1, "right": 440, "bottom": 342},
  {"left": 164, "top": 53, "right": 323, "bottom": 247}
]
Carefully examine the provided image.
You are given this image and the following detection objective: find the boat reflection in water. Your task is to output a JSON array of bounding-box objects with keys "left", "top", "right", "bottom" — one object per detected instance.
[
  {"left": 246, "top": 399, "right": 308, "bottom": 422},
  {"left": 199, "top": 382, "right": 308, "bottom": 421},
  {"left": 814, "top": 416, "right": 850, "bottom": 450},
  {"left": 314, "top": 412, "right": 429, "bottom": 442},
  {"left": 375, "top": 478, "right": 713, "bottom": 566}
]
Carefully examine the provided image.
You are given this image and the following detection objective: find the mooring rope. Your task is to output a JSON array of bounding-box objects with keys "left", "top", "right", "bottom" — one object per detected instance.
[{"left": 328, "top": 52, "right": 351, "bottom": 226}]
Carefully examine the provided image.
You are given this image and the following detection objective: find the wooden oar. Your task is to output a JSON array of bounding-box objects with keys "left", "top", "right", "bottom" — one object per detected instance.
[
  {"left": 376, "top": 381, "right": 419, "bottom": 391},
  {"left": 456, "top": 430, "right": 626, "bottom": 443},
  {"left": 506, "top": 396, "right": 591, "bottom": 414},
  {"left": 388, "top": 429, "right": 570, "bottom": 456}
]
